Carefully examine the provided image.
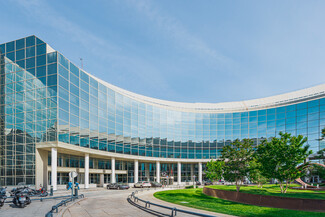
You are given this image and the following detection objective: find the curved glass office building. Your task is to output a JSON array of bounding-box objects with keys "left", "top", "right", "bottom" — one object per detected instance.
[{"left": 0, "top": 36, "right": 324, "bottom": 188}]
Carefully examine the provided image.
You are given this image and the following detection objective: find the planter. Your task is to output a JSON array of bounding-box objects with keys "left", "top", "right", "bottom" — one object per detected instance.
[{"left": 203, "top": 187, "right": 325, "bottom": 212}]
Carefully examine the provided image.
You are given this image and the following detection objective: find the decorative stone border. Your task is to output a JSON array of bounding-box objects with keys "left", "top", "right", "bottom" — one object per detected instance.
[{"left": 203, "top": 187, "right": 325, "bottom": 212}]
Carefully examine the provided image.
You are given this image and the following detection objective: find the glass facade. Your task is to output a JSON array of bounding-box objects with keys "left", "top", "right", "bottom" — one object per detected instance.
[
  {"left": 0, "top": 36, "right": 325, "bottom": 186},
  {"left": 0, "top": 36, "right": 57, "bottom": 185}
]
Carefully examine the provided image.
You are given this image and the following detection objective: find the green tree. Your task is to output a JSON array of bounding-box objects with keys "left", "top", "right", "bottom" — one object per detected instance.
[
  {"left": 221, "top": 138, "right": 254, "bottom": 192},
  {"left": 256, "top": 132, "right": 312, "bottom": 193},
  {"left": 206, "top": 160, "right": 225, "bottom": 183},
  {"left": 305, "top": 164, "right": 325, "bottom": 182},
  {"left": 314, "top": 148, "right": 325, "bottom": 164},
  {"left": 249, "top": 160, "right": 268, "bottom": 188}
]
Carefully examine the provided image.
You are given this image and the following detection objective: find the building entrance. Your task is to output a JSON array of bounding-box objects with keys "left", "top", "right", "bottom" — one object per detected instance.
[{"left": 160, "top": 177, "right": 174, "bottom": 185}]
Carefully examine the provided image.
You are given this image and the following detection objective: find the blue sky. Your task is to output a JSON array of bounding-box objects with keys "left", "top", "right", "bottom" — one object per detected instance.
[{"left": 1, "top": 0, "right": 325, "bottom": 103}]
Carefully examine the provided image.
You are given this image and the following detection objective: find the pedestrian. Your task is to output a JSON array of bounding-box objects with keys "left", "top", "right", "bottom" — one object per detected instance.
[
  {"left": 67, "top": 181, "right": 72, "bottom": 190},
  {"left": 75, "top": 181, "right": 80, "bottom": 190}
]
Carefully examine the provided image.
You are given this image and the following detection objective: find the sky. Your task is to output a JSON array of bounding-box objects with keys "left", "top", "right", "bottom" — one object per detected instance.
[{"left": 1, "top": 0, "right": 325, "bottom": 103}]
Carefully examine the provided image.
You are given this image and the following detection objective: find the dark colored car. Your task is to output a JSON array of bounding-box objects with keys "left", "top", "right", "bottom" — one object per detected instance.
[
  {"left": 107, "top": 183, "right": 130, "bottom": 190},
  {"left": 150, "top": 181, "right": 162, "bottom": 187},
  {"left": 195, "top": 181, "right": 201, "bottom": 186},
  {"left": 204, "top": 180, "right": 213, "bottom": 186}
]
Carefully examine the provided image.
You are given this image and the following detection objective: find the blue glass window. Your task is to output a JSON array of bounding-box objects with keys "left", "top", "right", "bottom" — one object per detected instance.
[
  {"left": 26, "top": 46, "right": 35, "bottom": 58},
  {"left": 308, "top": 100, "right": 319, "bottom": 108},
  {"left": 17, "top": 60, "right": 25, "bottom": 68},
  {"left": 36, "top": 37, "right": 45, "bottom": 45},
  {"left": 6, "top": 52, "right": 15, "bottom": 61},
  {"left": 36, "top": 55, "right": 46, "bottom": 66},
  {"left": 70, "top": 84, "right": 79, "bottom": 97},
  {"left": 36, "top": 44, "right": 46, "bottom": 55},
  {"left": 26, "top": 36, "right": 35, "bottom": 47},
  {"left": 70, "top": 74, "right": 79, "bottom": 87},
  {"left": 59, "top": 88, "right": 69, "bottom": 101},
  {"left": 26, "top": 57, "right": 35, "bottom": 69},
  {"left": 47, "top": 75, "right": 57, "bottom": 86},
  {"left": 59, "top": 109, "right": 69, "bottom": 122},
  {"left": 47, "top": 52, "right": 57, "bottom": 63},
  {"left": 0, "top": 44, "right": 5, "bottom": 53},
  {"left": 70, "top": 93, "right": 79, "bottom": 106},
  {"left": 70, "top": 104, "right": 79, "bottom": 116},
  {"left": 70, "top": 63, "right": 79, "bottom": 77},
  {"left": 47, "top": 64, "right": 57, "bottom": 75},
  {"left": 59, "top": 64, "right": 69, "bottom": 80},
  {"left": 80, "top": 71, "right": 89, "bottom": 83},
  {"left": 16, "top": 39, "right": 25, "bottom": 50},
  {"left": 58, "top": 53, "right": 69, "bottom": 69},
  {"left": 258, "top": 110, "right": 266, "bottom": 116},
  {"left": 267, "top": 108, "right": 275, "bottom": 114},
  {"left": 59, "top": 76, "right": 69, "bottom": 90},
  {"left": 16, "top": 49, "right": 25, "bottom": 60},
  {"left": 297, "top": 102, "right": 307, "bottom": 110},
  {"left": 6, "top": 41, "right": 15, "bottom": 53},
  {"left": 37, "top": 66, "right": 46, "bottom": 78}
]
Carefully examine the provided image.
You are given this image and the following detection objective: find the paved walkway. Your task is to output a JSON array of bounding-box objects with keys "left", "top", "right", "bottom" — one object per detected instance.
[
  {"left": 61, "top": 189, "right": 153, "bottom": 217},
  {"left": 0, "top": 196, "right": 66, "bottom": 217},
  {"left": 0, "top": 188, "right": 99, "bottom": 217},
  {"left": 61, "top": 188, "right": 236, "bottom": 217}
]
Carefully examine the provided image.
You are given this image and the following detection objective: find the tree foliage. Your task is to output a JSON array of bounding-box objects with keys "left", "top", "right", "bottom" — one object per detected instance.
[
  {"left": 304, "top": 164, "right": 325, "bottom": 181},
  {"left": 221, "top": 138, "right": 254, "bottom": 192},
  {"left": 255, "top": 132, "right": 311, "bottom": 193},
  {"left": 314, "top": 148, "right": 325, "bottom": 164},
  {"left": 249, "top": 159, "right": 268, "bottom": 188},
  {"left": 206, "top": 160, "right": 224, "bottom": 182}
]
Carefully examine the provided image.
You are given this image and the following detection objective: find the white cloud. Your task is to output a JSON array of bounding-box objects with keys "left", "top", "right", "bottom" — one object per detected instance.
[
  {"left": 12, "top": 0, "right": 177, "bottom": 98},
  {"left": 126, "top": 0, "right": 233, "bottom": 66}
]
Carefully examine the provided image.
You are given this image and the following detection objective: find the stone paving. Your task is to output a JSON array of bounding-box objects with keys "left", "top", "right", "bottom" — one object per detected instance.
[
  {"left": 0, "top": 187, "right": 236, "bottom": 217},
  {"left": 0, "top": 188, "right": 97, "bottom": 217},
  {"left": 61, "top": 188, "right": 236, "bottom": 217}
]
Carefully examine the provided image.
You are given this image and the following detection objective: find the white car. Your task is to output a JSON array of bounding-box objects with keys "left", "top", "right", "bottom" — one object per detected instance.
[
  {"left": 142, "top": 182, "right": 152, "bottom": 188},
  {"left": 134, "top": 181, "right": 152, "bottom": 188}
]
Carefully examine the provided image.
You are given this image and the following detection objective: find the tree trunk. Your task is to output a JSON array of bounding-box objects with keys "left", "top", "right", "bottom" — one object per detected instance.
[
  {"left": 235, "top": 180, "right": 240, "bottom": 192},
  {"left": 279, "top": 182, "right": 284, "bottom": 193},
  {"left": 284, "top": 181, "right": 289, "bottom": 193}
]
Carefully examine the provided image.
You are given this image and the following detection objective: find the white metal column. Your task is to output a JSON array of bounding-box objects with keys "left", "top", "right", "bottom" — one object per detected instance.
[
  {"left": 134, "top": 160, "right": 139, "bottom": 183},
  {"left": 85, "top": 154, "right": 89, "bottom": 188},
  {"left": 156, "top": 161, "right": 160, "bottom": 183},
  {"left": 51, "top": 148, "right": 57, "bottom": 190},
  {"left": 111, "top": 158, "right": 116, "bottom": 183},
  {"left": 177, "top": 162, "right": 181, "bottom": 185},
  {"left": 198, "top": 162, "right": 203, "bottom": 183}
]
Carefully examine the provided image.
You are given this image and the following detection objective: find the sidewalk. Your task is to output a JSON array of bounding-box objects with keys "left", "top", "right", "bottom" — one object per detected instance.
[{"left": 135, "top": 189, "right": 236, "bottom": 217}]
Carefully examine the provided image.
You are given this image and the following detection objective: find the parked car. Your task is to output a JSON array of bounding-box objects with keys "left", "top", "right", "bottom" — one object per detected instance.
[
  {"left": 134, "top": 182, "right": 144, "bottom": 188},
  {"left": 134, "top": 181, "right": 152, "bottom": 188},
  {"left": 142, "top": 182, "right": 152, "bottom": 188},
  {"left": 107, "top": 183, "right": 129, "bottom": 190},
  {"left": 204, "top": 180, "right": 213, "bottom": 186},
  {"left": 150, "top": 181, "right": 162, "bottom": 187},
  {"left": 195, "top": 181, "right": 201, "bottom": 186}
]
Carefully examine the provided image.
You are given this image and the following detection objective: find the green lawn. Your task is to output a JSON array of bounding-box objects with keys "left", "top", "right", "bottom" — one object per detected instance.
[
  {"left": 207, "top": 184, "right": 325, "bottom": 200},
  {"left": 154, "top": 188, "right": 325, "bottom": 217}
]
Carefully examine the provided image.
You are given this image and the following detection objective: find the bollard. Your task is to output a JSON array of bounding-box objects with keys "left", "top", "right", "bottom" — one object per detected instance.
[
  {"left": 317, "top": 184, "right": 319, "bottom": 189},
  {"left": 74, "top": 187, "right": 78, "bottom": 197},
  {"left": 50, "top": 185, "right": 54, "bottom": 196}
]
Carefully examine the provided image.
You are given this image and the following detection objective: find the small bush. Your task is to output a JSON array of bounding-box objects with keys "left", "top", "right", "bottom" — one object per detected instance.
[{"left": 185, "top": 185, "right": 197, "bottom": 189}]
